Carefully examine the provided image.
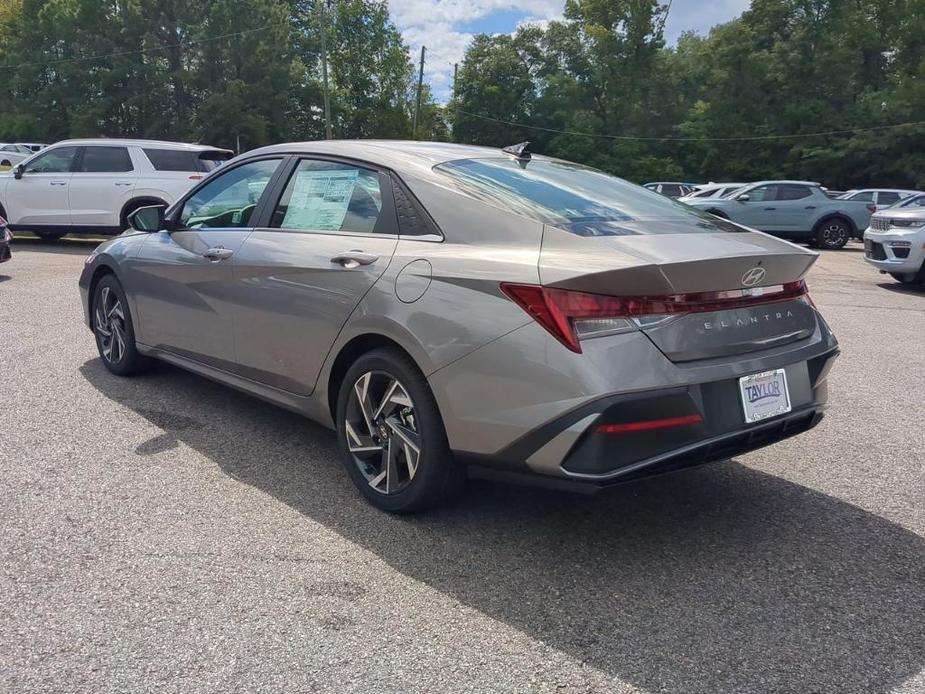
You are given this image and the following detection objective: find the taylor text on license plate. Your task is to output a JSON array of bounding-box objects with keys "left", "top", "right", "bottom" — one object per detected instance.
[{"left": 739, "top": 369, "right": 791, "bottom": 423}]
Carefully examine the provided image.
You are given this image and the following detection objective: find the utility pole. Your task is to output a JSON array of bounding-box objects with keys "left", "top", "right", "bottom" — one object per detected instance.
[
  {"left": 452, "top": 62, "right": 458, "bottom": 100},
  {"left": 412, "top": 45, "right": 425, "bottom": 139},
  {"left": 319, "top": 1, "right": 333, "bottom": 140}
]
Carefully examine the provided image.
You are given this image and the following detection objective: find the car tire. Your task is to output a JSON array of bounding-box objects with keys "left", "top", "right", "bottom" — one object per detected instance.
[
  {"left": 815, "top": 218, "right": 851, "bottom": 250},
  {"left": 0, "top": 159, "right": 10, "bottom": 167},
  {"left": 35, "top": 231, "right": 66, "bottom": 241},
  {"left": 91, "top": 275, "right": 150, "bottom": 376},
  {"left": 335, "top": 347, "right": 465, "bottom": 513}
]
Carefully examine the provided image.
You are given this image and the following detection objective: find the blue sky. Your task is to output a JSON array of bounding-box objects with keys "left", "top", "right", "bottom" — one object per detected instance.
[{"left": 388, "top": 0, "right": 750, "bottom": 101}]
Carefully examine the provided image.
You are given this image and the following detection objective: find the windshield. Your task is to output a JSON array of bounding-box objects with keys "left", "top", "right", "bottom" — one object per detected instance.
[
  {"left": 897, "top": 194, "right": 925, "bottom": 208},
  {"left": 435, "top": 158, "right": 744, "bottom": 236}
]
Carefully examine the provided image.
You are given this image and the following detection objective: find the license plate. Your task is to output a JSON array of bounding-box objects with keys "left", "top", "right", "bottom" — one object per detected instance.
[{"left": 739, "top": 369, "right": 791, "bottom": 423}]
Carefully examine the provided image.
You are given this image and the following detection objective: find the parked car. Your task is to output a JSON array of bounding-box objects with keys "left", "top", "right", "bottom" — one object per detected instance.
[
  {"left": 643, "top": 182, "right": 695, "bottom": 198},
  {"left": 678, "top": 182, "right": 746, "bottom": 203},
  {"left": 0, "top": 214, "right": 11, "bottom": 263},
  {"left": 0, "top": 138, "right": 233, "bottom": 240},
  {"left": 838, "top": 188, "right": 921, "bottom": 210},
  {"left": 863, "top": 192, "right": 925, "bottom": 284},
  {"left": 79, "top": 140, "right": 839, "bottom": 512},
  {"left": 17, "top": 143, "right": 48, "bottom": 153},
  {"left": 685, "top": 180, "right": 875, "bottom": 249},
  {"left": 0, "top": 143, "right": 34, "bottom": 168}
]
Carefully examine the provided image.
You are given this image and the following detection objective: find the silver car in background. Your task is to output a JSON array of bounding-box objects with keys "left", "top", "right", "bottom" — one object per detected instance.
[
  {"left": 678, "top": 182, "right": 746, "bottom": 203},
  {"left": 79, "top": 141, "right": 839, "bottom": 512}
]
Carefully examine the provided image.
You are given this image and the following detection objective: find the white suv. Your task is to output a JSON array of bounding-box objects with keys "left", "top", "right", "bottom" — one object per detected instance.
[
  {"left": 863, "top": 193, "right": 925, "bottom": 284},
  {"left": 0, "top": 139, "right": 232, "bottom": 240}
]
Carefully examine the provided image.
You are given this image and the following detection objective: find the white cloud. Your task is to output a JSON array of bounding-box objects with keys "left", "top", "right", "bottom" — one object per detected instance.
[
  {"left": 388, "top": 0, "right": 562, "bottom": 101},
  {"left": 387, "top": 0, "right": 749, "bottom": 103},
  {"left": 663, "top": 0, "right": 749, "bottom": 42}
]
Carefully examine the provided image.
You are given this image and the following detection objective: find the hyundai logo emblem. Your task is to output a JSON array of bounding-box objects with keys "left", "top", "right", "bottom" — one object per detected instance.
[{"left": 741, "top": 267, "right": 766, "bottom": 287}]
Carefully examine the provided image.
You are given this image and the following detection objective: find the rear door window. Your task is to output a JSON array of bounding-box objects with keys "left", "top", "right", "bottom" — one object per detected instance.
[
  {"left": 270, "top": 159, "right": 384, "bottom": 234},
  {"left": 849, "top": 191, "right": 874, "bottom": 202},
  {"left": 661, "top": 184, "right": 683, "bottom": 197},
  {"left": 877, "top": 192, "right": 901, "bottom": 206},
  {"left": 777, "top": 185, "right": 813, "bottom": 201},
  {"left": 77, "top": 146, "right": 133, "bottom": 173}
]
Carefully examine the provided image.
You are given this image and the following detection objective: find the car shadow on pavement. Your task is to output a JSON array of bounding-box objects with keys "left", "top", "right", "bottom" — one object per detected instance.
[
  {"left": 878, "top": 281, "right": 925, "bottom": 296},
  {"left": 80, "top": 358, "right": 925, "bottom": 694}
]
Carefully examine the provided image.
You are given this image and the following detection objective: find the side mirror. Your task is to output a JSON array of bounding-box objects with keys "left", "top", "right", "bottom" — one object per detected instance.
[
  {"left": 736, "top": 193, "right": 750, "bottom": 202},
  {"left": 13, "top": 164, "right": 24, "bottom": 179},
  {"left": 127, "top": 204, "right": 166, "bottom": 232}
]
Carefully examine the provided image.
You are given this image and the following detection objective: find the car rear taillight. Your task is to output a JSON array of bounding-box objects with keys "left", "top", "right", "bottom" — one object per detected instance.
[
  {"left": 500, "top": 280, "right": 808, "bottom": 353},
  {"left": 867, "top": 203, "right": 877, "bottom": 213},
  {"left": 189, "top": 174, "right": 204, "bottom": 180}
]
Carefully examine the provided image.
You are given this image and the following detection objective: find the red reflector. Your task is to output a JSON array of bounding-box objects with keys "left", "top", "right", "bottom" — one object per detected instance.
[
  {"left": 597, "top": 414, "right": 703, "bottom": 434},
  {"left": 189, "top": 174, "right": 203, "bottom": 180}
]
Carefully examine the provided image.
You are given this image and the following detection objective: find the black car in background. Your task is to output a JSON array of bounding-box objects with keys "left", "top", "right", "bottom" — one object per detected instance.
[{"left": 0, "top": 216, "right": 11, "bottom": 263}]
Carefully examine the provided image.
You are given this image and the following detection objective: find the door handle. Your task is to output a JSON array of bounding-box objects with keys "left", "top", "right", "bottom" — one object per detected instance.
[
  {"left": 331, "top": 250, "right": 379, "bottom": 268},
  {"left": 114, "top": 182, "right": 133, "bottom": 186},
  {"left": 203, "top": 246, "right": 234, "bottom": 261},
  {"left": 50, "top": 181, "right": 67, "bottom": 186},
  {"left": 763, "top": 207, "right": 776, "bottom": 211},
  {"left": 805, "top": 205, "right": 817, "bottom": 209}
]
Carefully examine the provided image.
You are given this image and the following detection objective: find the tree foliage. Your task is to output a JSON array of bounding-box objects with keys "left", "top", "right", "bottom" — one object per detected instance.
[
  {"left": 0, "top": 0, "right": 447, "bottom": 148},
  {"left": 451, "top": 0, "right": 925, "bottom": 187}
]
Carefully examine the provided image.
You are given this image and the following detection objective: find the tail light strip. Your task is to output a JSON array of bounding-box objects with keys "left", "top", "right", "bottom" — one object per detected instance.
[{"left": 501, "top": 280, "right": 808, "bottom": 353}]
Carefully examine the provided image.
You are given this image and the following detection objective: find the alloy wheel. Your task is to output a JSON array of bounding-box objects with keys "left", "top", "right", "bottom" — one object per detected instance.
[
  {"left": 821, "top": 221, "right": 849, "bottom": 248},
  {"left": 344, "top": 371, "right": 421, "bottom": 495},
  {"left": 94, "top": 286, "right": 127, "bottom": 364}
]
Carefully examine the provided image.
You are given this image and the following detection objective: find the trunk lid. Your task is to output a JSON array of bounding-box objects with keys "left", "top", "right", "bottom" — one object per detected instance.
[{"left": 539, "top": 225, "right": 819, "bottom": 362}]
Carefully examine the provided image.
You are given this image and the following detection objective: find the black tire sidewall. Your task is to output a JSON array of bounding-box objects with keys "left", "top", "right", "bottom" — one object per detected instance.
[{"left": 335, "top": 348, "right": 460, "bottom": 513}]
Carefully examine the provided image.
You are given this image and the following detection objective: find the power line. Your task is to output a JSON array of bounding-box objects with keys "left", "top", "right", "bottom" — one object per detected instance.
[
  {"left": 454, "top": 108, "right": 925, "bottom": 142},
  {"left": 0, "top": 23, "right": 284, "bottom": 71}
]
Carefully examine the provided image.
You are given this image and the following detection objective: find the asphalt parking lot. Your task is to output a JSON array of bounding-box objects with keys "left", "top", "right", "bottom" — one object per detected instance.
[{"left": 1, "top": 239, "right": 923, "bottom": 693}]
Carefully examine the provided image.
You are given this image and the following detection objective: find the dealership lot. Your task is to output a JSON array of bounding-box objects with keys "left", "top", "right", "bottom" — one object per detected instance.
[{"left": 1, "top": 240, "right": 923, "bottom": 693}]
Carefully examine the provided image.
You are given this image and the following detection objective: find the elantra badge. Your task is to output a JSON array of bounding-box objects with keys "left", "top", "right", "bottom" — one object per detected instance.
[{"left": 741, "top": 267, "right": 766, "bottom": 287}]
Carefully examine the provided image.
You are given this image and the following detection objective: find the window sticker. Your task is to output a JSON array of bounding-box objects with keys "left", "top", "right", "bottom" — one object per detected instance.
[{"left": 282, "top": 168, "right": 360, "bottom": 230}]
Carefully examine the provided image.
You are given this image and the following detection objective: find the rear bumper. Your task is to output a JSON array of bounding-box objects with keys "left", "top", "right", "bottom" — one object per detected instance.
[{"left": 459, "top": 346, "right": 838, "bottom": 489}]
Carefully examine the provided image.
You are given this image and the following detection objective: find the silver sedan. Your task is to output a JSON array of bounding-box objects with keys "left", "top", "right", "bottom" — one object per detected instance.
[{"left": 79, "top": 140, "right": 839, "bottom": 512}]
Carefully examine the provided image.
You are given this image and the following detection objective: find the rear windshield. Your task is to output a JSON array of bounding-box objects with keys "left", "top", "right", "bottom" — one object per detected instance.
[
  {"left": 435, "top": 158, "right": 744, "bottom": 236},
  {"left": 144, "top": 148, "right": 231, "bottom": 173}
]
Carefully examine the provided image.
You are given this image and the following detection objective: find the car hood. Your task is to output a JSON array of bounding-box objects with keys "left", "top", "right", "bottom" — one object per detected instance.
[{"left": 871, "top": 208, "right": 925, "bottom": 221}]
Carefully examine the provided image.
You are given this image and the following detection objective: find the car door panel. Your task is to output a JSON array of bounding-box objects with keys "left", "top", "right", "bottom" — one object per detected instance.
[
  {"left": 69, "top": 146, "right": 139, "bottom": 230},
  {"left": 231, "top": 231, "right": 398, "bottom": 394},
  {"left": 5, "top": 146, "right": 78, "bottom": 227},
  {"left": 732, "top": 185, "right": 785, "bottom": 231},
  {"left": 228, "top": 158, "right": 399, "bottom": 396},
  {"left": 128, "top": 157, "right": 284, "bottom": 369},
  {"left": 129, "top": 229, "right": 253, "bottom": 368}
]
